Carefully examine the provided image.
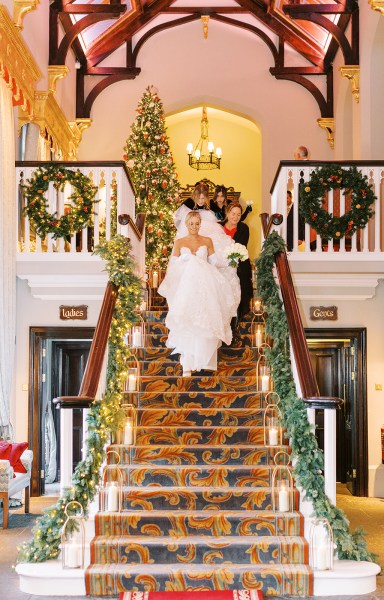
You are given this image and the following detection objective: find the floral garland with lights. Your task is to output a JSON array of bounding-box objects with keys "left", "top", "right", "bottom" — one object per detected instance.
[
  {"left": 23, "top": 165, "right": 98, "bottom": 239},
  {"left": 300, "top": 164, "right": 376, "bottom": 240},
  {"left": 18, "top": 235, "right": 143, "bottom": 563},
  {"left": 256, "top": 231, "right": 375, "bottom": 562}
]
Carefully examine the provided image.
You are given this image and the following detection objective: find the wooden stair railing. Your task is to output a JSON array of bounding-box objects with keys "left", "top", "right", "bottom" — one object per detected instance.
[
  {"left": 260, "top": 213, "right": 342, "bottom": 410},
  {"left": 53, "top": 213, "right": 145, "bottom": 410}
]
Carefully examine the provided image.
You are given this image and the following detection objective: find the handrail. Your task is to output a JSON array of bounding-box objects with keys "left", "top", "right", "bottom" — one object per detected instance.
[
  {"left": 53, "top": 212, "right": 146, "bottom": 409},
  {"left": 53, "top": 281, "right": 118, "bottom": 409},
  {"left": 260, "top": 212, "right": 342, "bottom": 409}
]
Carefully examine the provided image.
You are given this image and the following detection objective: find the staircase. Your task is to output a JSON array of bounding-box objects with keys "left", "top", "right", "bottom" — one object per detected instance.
[{"left": 85, "top": 295, "right": 313, "bottom": 597}]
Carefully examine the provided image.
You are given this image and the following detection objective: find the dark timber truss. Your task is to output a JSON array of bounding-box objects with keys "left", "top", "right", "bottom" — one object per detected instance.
[{"left": 49, "top": 1, "right": 359, "bottom": 121}]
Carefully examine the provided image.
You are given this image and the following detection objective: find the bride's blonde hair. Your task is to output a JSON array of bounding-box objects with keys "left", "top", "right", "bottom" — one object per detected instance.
[{"left": 185, "top": 211, "right": 201, "bottom": 227}]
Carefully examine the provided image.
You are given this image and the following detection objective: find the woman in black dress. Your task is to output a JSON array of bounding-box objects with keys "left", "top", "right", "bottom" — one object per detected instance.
[{"left": 222, "top": 201, "right": 253, "bottom": 326}]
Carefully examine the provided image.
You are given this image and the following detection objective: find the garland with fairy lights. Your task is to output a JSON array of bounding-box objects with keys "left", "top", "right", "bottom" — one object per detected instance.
[
  {"left": 23, "top": 165, "right": 98, "bottom": 239},
  {"left": 18, "top": 235, "right": 143, "bottom": 563},
  {"left": 300, "top": 164, "right": 376, "bottom": 240},
  {"left": 256, "top": 231, "right": 376, "bottom": 562}
]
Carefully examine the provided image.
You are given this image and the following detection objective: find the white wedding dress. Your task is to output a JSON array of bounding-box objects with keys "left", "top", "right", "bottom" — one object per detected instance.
[
  {"left": 174, "top": 204, "right": 241, "bottom": 305},
  {"left": 158, "top": 246, "right": 238, "bottom": 372}
]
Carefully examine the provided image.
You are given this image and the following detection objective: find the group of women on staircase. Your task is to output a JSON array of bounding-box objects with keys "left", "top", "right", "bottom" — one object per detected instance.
[{"left": 158, "top": 182, "right": 253, "bottom": 377}]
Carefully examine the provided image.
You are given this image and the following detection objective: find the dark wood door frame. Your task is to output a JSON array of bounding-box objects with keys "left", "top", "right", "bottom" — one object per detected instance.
[
  {"left": 305, "top": 327, "right": 367, "bottom": 497},
  {"left": 29, "top": 327, "right": 94, "bottom": 496}
]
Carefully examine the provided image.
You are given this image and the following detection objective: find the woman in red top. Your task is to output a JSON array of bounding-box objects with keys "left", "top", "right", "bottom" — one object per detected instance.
[{"left": 222, "top": 202, "right": 253, "bottom": 325}]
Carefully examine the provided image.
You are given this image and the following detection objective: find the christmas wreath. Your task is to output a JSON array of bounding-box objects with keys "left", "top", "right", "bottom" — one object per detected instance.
[
  {"left": 300, "top": 164, "right": 376, "bottom": 240},
  {"left": 23, "top": 165, "right": 98, "bottom": 239}
]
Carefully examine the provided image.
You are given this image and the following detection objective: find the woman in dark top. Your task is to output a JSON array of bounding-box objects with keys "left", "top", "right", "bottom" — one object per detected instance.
[
  {"left": 222, "top": 202, "right": 253, "bottom": 324},
  {"left": 213, "top": 185, "right": 253, "bottom": 223}
]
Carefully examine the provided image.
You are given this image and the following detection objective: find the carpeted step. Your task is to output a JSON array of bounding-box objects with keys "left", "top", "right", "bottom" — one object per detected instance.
[
  {"left": 135, "top": 426, "right": 271, "bottom": 446},
  {"left": 94, "top": 509, "right": 303, "bottom": 538},
  {"left": 138, "top": 391, "right": 262, "bottom": 409},
  {"left": 120, "top": 486, "right": 299, "bottom": 511},
  {"left": 135, "top": 346, "right": 260, "bottom": 363},
  {"left": 140, "top": 375, "right": 257, "bottom": 393},
  {"left": 144, "top": 334, "right": 255, "bottom": 349},
  {"left": 109, "top": 444, "right": 288, "bottom": 467},
  {"left": 85, "top": 562, "right": 313, "bottom": 596},
  {"left": 145, "top": 321, "right": 255, "bottom": 336},
  {"left": 130, "top": 360, "right": 256, "bottom": 377},
  {"left": 112, "top": 464, "right": 276, "bottom": 487},
  {"left": 90, "top": 534, "right": 308, "bottom": 565},
  {"left": 136, "top": 408, "right": 264, "bottom": 427}
]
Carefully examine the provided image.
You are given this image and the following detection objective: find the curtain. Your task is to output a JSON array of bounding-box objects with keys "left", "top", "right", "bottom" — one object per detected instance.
[{"left": 0, "top": 77, "right": 16, "bottom": 434}]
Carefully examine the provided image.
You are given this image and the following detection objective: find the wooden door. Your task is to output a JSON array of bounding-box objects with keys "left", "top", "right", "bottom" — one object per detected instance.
[
  {"left": 306, "top": 328, "right": 367, "bottom": 496},
  {"left": 29, "top": 327, "right": 94, "bottom": 496}
]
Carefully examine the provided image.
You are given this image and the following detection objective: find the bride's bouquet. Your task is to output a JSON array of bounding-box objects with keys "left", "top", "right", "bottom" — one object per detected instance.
[{"left": 223, "top": 243, "right": 249, "bottom": 267}]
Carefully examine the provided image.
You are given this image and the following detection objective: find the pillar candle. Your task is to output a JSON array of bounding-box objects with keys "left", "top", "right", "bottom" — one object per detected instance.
[
  {"left": 128, "top": 374, "right": 137, "bottom": 391},
  {"left": 107, "top": 482, "right": 119, "bottom": 512},
  {"left": 132, "top": 329, "right": 142, "bottom": 347},
  {"left": 316, "top": 543, "right": 328, "bottom": 570},
  {"left": 269, "top": 427, "right": 278, "bottom": 446},
  {"left": 261, "top": 374, "right": 270, "bottom": 392},
  {"left": 152, "top": 271, "right": 159, "bottom": 288},
  {"left": 124, "top": 422, "right": 133, "bottom": 445},
  {"left": 65, "top": 539, "right": 81, "bottom": 568},
  {"left": 278, "top": 485, "right": 289, "bottom": 512},
  {"left": 255, "top": 327, "right": 262, "bottom": 347}
]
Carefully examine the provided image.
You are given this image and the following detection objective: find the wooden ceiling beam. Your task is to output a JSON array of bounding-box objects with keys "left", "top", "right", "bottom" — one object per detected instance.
[{"left": 164, "top": 7, "right": 250, "bottom": 13}]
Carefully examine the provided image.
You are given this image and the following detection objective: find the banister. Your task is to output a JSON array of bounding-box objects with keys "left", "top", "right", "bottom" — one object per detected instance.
[
  {"left": 260, "top": 212, "right": 342, "bottom": 408},
  {"left": 53, "top": 281, "right": 118, "bottom": 409},
  {"left": 53, "top": 211, "right": 146, "bottom": 410}
]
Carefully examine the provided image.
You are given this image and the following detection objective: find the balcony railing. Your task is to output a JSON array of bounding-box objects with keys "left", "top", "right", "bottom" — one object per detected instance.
[
  {"left": 271, "top": 161, "right": 384, "bottom": 258},
  {"left": 16, "top": 161, "right": 145, "bottom": 275}
]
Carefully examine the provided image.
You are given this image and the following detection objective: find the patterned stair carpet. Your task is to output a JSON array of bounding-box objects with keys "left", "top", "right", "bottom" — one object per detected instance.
[{"left": 85, "top": 302, "right": 313, "bottom": 597}]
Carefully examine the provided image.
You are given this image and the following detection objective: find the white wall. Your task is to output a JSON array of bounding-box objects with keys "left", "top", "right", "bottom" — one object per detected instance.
[
  {"left": 13, "top": 279, "right": 103, "bottom": 442},
  {"left": 298, "top": 279, "right": 384, "bottom": 496}
]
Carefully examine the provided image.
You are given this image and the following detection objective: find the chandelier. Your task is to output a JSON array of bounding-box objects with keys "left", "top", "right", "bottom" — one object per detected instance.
[{"left": 186, "top": 106, "right": 222, "bottom": 170}]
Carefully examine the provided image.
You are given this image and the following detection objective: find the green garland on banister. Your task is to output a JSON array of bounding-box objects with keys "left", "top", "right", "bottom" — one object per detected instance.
[
  {"left": 18, "top": 235, "right": 143, "bottom": 563},
  {"left": 256, "top": 231, "right": 376, "bottom": 562}
]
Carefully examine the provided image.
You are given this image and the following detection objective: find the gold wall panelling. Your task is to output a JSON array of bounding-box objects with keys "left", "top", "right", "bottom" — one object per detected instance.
[
  {"left": 48, "top": 65, "right": 69, "bottom": 94},
  {"left": 339, "top": 65, "right": 360, "bottom": 104},
  {"left": 369, "top": 0, "right": 384, "bottom": 15},
  {"left": 0, "top": 5, "right": 41, "bottom": 116},
  {"left": 13, "top": 0, "right": 39, "bottom": 30},
  {"left": 18, "top": 92, "right": 91, "bottom": 160},
  {"left": 317, "top": 117, "right": 335, "bottom": 150}
]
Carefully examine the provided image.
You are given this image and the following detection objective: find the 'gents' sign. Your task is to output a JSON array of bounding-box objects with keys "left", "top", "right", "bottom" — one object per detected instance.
[
  {"left": 59, "top": 305, "right": 88, "bottom": 320},
  {"left": 310, "top": 306, "right": 338, "bottom": 321}
]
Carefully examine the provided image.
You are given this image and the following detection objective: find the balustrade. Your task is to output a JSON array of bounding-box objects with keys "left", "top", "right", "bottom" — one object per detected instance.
[{"left": 271, "top": 161, "right": 384, "bottom": 256}]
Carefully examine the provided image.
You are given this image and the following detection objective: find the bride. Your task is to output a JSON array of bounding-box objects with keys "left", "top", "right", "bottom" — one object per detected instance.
[
  {"left": 158, "top": 211, "right": 238, "bottom": 376},
  {"left": 174, "top": 182, "right": 240, "bottom": 303}
]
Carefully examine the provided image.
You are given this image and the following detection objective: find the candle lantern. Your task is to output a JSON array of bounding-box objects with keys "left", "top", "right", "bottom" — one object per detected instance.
[
  {"left": 151, "top": 268, "right": 159, "bottom": 289},
  {"left": 124, "top": 316, "right": 145, "bottom": 349},
  {"left": 252, "top": 296, "right": 264, "bottom": 316},
  {"left": 309, "top": 518, "right": 334, "bottom": 571},
  {"left": 256, "top": 346, "right": 272, "bottom": 394},
  {"left": 271, "top": 451, "right": 294, "bottom": 513},
  {"left": 100, "top": 453, "right": 123, "bottom": 513},
  {"left": 263, "top": 403, "right": 283, "bottom": 447},
  {"left": 121, "top": 403, "right": 137, "bottom": 446},
  {"left": 124, "top": 366, "right": 139, "bottom": 393},
  {"left": 61, "top": 501, "right": 85, "bottom": 570},
  {"left": 252, "top": 321, "right": 266, "bottom": 349}
]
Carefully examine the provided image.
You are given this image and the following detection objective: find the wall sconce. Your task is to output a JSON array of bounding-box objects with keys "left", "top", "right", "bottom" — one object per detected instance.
[
  {"left": 100, "top": 451, "right": 123, "bottom": 513},
  {"left": 271, "top": 450, "right": 294, "bottom": 513},
  {"left": 61, "top": 501, "right": 85, "bottom": 569},
  {"left": 310, "top": 518, "right": 334, "bottom": 571}
]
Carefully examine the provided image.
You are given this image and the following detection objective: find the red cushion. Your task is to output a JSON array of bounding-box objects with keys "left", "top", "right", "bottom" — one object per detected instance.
[
  {"left": 0, "top": 441, "right": 12, "bottom": 460},
  {"left": 9, "top": 442, "right": 28, "bottom": 473}
]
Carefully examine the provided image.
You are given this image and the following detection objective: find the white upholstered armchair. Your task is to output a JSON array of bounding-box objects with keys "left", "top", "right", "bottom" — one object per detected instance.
[{"left": 0, "top": 449, "right": 33, "bottom": 528}]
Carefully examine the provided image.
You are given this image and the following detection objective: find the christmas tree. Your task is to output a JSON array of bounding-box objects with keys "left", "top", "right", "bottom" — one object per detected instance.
[{"left": 124, "top": 86, "right": 180, "bottom": 268}]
